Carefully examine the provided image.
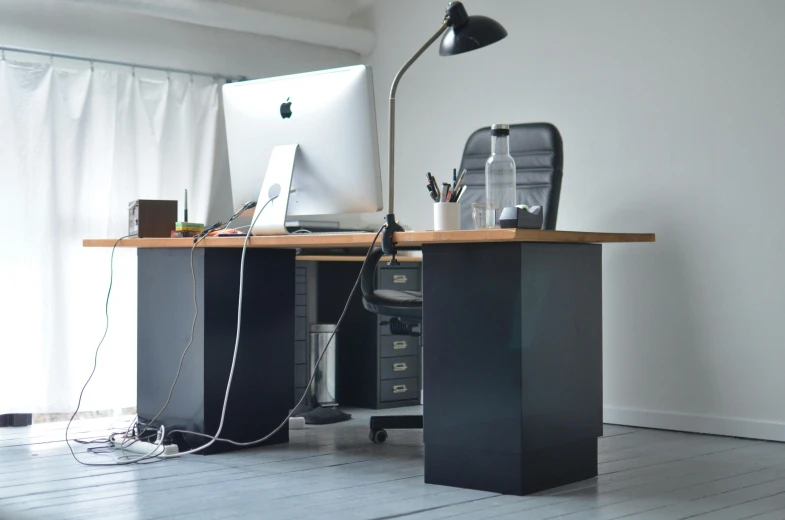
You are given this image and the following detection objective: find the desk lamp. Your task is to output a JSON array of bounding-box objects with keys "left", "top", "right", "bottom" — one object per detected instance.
[{"left": 381, "top": 1, "right": 508, "bottom": 256}]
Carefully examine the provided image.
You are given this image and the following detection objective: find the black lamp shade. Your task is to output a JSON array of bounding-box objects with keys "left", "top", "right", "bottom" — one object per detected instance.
[{"left": 439, "top": 14, "right": 508, "bottom": 56}]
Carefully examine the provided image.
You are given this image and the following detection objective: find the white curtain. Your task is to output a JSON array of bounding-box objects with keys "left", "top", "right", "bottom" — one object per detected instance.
[{"left": 0, "top": 58, "right": 222, "bottom": 413}]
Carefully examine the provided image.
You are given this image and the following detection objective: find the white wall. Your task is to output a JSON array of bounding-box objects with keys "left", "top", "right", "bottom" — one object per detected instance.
[
  {"left": 0, "top": 0, "right": 361, "bottom": 223},
  {"left": 366, "top": 0, "right": 785, "bottom": 440}
]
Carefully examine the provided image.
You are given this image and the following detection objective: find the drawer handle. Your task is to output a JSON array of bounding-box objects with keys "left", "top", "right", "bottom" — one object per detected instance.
[
  {"left": 393, "top": 341, "right": 408, "bottom": 350},
  {"left": 393, "top": 363, "right": 408, "bottom": 372},
  {"left": 393, "top": 385, "right": 408, "bottom": 394},
  {"left": 392, "top": 274, "right": 408, "bottom": 284}
]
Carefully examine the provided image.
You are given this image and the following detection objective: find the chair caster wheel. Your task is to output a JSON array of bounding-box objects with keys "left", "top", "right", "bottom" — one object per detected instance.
[{"left": 370, "top": 429, "right": 388, "bottom": 444}]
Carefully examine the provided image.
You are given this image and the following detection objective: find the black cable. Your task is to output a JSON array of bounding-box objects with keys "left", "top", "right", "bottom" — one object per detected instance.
[
  {"left": 69, "top": 208, "right": 383, "bottom": 463},
  {"left": 72, "top": 429, "right": 129, "bottom": 445},
  {"left": 66, "top": 231, "right": 200, "bottom": 466},
  {"left": 71, "top": 197, "right": 277, "bottom": 465},
  {"left": 220, "top": 201, "right": 256, "bottom": 231},
  {"left": 133, "top": 197, "right": 275, "bottom": 450},
  {"left": 65, "top": 235, "right": 133, "bottom": 467},
  {"left": 73, "top": 431, "right": 127, "bottom": 445},
  {"left": 166, "top": 224, "right": 385, "bottom": 448},
  {"left": 132, "top": 232, "right": 208, "bottom": 442},
  {"left": 68, "top": 203, "right": 252, "bottom": 465},
  {"left": 194, "top": 201, "right": 255, "bottom": 241}
]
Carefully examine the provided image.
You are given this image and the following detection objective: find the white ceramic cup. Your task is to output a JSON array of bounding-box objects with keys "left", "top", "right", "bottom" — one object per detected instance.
[{"left": 433, "top": 202, "right": 461, "bottom": 231}]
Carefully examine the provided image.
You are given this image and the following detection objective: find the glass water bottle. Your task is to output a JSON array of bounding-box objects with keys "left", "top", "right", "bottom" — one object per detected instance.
[{"left": 485, "top": 124, "right": 517, "bottom": 228}]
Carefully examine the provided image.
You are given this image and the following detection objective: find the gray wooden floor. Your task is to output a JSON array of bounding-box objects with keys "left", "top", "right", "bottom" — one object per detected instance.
[{"left": 2, "top": 406, "right": 785, "bottom": 520}]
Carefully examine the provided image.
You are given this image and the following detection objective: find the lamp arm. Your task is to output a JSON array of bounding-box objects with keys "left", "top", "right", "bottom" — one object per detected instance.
[
  {"left": 389, "top": 20, "right": 449, "bottom": 101},
  {"left": 387, "top": 19, "right": 449, "bottom": 216}
]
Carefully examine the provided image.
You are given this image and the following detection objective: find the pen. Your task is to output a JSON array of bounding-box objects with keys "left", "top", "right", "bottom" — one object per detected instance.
[
  {"left": 430, "top": 174, "right": 441, "bottom": 201},
  {"left": 454, "top": 168, "right": 467, "bottom": 193},
  {"left": 441, "top": 183, "right": 450, "bottom": 203},
  {"left": 426, "top": 184, "right": 438, "bottom": 202},
  {"left": 456, "top": 185, "right": 467, "bottom": 201},
  {"left": 452, "top": 168, "right": 457, "bottom": 190}
]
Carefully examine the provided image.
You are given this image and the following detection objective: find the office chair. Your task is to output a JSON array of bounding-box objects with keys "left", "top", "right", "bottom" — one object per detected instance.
[
  {"left": 458, "top": 122, "right": 563, "bottom": 230},
  {"left": 361, "top": 122, "right": 564, "bottom": 443},
  {"left": 360, "top": 247, "right": 423, "bottom": 443}
]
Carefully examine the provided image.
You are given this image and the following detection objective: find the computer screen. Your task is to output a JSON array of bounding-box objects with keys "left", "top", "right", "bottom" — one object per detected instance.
[{"left": 223, "top": 65, "right": 383, "bottom": 220}]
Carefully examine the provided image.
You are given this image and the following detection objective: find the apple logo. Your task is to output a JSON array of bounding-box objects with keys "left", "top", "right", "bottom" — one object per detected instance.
[{"left": 280, "top": 97, "right": 292, "bottom": 119}]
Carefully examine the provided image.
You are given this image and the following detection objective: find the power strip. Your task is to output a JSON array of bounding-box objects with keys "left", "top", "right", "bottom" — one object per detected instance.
[{"left": 111, "top": 437, "right": 179, "bottom": 457}]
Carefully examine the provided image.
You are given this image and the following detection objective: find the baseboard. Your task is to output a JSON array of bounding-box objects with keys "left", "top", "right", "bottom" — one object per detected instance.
[
  {"left": 0, "top": 414, "right": 33, "bottom": 427},
  {"left": 604, "top": 406, "right": 785, "bottom": 443}
]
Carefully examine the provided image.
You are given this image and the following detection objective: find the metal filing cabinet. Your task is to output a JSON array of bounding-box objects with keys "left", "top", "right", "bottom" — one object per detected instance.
[
  {"left": 374, "top": 262, "right": 422, "bottom": 408},
  {"left": 294, "top": 259, "right": 422, "bottom": 410},
  {"left": 294, "top": 265, "right": 309, "bottom": 405}
]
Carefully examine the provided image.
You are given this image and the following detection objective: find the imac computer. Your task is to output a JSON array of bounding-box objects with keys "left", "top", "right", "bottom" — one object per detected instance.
[{"left": 222, "top": 65, "right": 383, "bottom": 235}]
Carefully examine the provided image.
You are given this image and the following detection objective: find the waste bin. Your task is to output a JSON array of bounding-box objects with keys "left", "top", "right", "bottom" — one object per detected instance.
[{"left": 309, "top": 324, "right": 337, "bottom": 407}]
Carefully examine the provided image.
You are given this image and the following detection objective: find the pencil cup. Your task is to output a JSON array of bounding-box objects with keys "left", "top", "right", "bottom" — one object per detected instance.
[{"left": 433, "top": 202, "right": 461, "bottom": 231}]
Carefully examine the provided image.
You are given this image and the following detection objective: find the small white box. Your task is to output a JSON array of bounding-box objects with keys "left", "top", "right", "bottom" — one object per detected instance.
[{"left": 289, "top": 416, "right": 306, "bottom": 430}]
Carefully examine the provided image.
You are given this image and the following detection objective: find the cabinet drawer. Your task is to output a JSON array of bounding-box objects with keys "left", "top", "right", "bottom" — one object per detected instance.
[
  {"left": 294, "top": 364, "right": 307, "bottom": 387},
  {"left": 381, "top": 356, "right": 418, "bottom": 380},
  {"left": 380, "top": 378, "right": 418, "bottom": 402},
  {"left": 380, "top": 335, "right": 416, "bottom": 357},
  {"left": 295, "top": 317, "right": 307, "bottom": 341},
  {"left": 380, "top": 318, "right": 421, "bottom": 336},
  {"left": 294, "top": 340, "right": 307, "bottom": 364},
  {"left": 379, "top": 268, "right": 419, "bottom": 291}
]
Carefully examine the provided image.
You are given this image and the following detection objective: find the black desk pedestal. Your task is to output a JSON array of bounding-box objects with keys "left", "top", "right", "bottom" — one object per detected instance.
[
  {"left": 137, "top": 248, "right": 295, "bottom": 455},
  {"left": 423, "top": 242, "right": 603, "bottom": 495}
]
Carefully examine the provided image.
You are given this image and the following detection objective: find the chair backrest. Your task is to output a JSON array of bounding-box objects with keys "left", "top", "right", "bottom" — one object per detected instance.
[{"left": 458, "top": 123, "right": 564, "bottom": 230}]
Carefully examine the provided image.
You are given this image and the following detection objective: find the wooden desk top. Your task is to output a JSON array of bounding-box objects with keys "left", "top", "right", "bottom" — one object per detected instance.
[{"left": 83, "top": 229, "right": 655, "bottom": 249}]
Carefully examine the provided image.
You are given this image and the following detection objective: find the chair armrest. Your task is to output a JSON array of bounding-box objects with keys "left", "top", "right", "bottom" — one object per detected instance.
[{"left": 360, "top": 248, "right": 384, "bottom": 299}]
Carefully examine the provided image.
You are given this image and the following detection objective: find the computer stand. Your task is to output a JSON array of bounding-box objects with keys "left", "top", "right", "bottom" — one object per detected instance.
[{"left": 251, "top": 143, "right": 298, "bottom": 235}]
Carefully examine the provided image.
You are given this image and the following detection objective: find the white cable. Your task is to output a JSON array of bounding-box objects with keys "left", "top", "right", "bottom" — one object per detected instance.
[
  {"left": 73, "top": 198, "right": 380, "bottom": 463},
  {"left": 164, "top": 224, "right": 385, "bottom": 451},
  {"left": 64, "top": 235, "right": 167, "bottom": 467},
  {"left": 68, "top": 201, "right": 271, "bottom": 466},
  {"left": 156, "top": 195, "right": 279, "bottom": 458},
  {"left": 79, "top": 197, "right": 276, "bottom": 465},
  {"left": 72, "top": 418, "right": 166, "bottom": 466},
  {"left": 132, "top": 235, "right": 205, "bottom": 442},
  {"left": 68, "top": 235, "right": 205, "bottom": 466}
]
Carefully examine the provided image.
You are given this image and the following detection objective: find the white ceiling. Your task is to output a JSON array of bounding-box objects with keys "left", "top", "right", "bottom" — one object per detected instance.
[
  {"left": 61, "top": 0, "right": 378, "bottom": 54},
  {"left": 213, "top": 0, "right": 376, "bottom": 28}
]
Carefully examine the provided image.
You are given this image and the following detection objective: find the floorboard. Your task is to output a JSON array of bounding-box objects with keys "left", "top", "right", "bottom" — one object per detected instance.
[{"left": 1, "top": 407, "right": 785, "bottom": 520}]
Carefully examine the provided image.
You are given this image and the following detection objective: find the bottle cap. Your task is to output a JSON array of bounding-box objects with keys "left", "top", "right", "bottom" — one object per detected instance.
[{"left": 490, "top": 124, "right": 509, "bottom": 136}]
